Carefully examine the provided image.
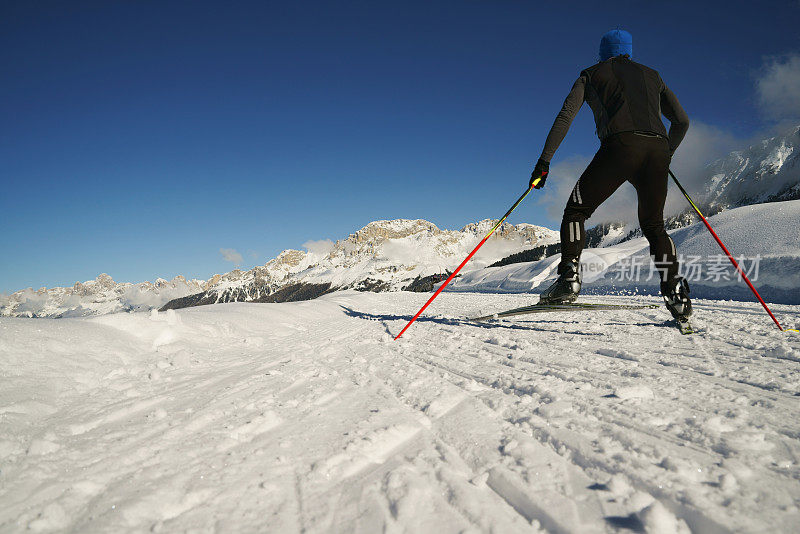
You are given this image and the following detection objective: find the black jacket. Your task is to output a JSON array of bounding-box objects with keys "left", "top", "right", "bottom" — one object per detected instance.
[{"left": 539, "top": 55, "right": 690, "bottom": 162}]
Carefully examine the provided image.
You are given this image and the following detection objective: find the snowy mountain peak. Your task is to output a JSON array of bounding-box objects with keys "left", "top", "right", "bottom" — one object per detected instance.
[
  {"left": 702, "top": 125, "right": 800, "bottom": 209},
  {"left": 270, "top": 249, "right": 307, "bottom": 267},
  {"left": 73, "top": 273, "right": 117, "bottom": 296},
  {"left": 350, "top": 219, "right": 440, "bottom": 242},
  {"left": 459, "top": 219, "right": 498, "bottom": 234},
  {"left": 459, "top": 219, "right": 555, "bottom": 241}
]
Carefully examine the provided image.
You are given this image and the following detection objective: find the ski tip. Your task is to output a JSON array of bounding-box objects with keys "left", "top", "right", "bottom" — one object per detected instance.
[{"left": 785, "top": 328, "right": 800, "bottom": 334}]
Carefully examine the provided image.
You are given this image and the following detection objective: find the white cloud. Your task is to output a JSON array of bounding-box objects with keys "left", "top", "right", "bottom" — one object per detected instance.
[
  {"left": 14, "top": 288, "right": 50, "bottom": 315},
  {"left": 536, "top": 155, "right": 593, "bottom": 223},
  {"left": 757, "top": 54, "right": 800, "bottom": 120},
  {"left": 121, "top": 283, "right": 197, "bottom": 311},
  {"left": 0, "top": 292, "right": 12, "bottom": 312},
  {"left": 302, "top": 239, "right": 334, "bottom": 256},
  {"left": 219, "top": 248, "right": 243, "bottom": 265}
]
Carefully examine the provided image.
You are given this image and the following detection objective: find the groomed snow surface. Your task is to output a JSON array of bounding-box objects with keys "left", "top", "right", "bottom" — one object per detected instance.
[{"left": 2, "top": 291, "right": 799, "bottom": 533}]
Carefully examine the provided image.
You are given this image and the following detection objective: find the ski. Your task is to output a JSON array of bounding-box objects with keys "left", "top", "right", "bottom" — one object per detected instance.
[
  {"left": 676, "top": 317, "right": 695, "bottom": 335},
  {"left": 468, "top": 302, "right": 659, "bottom": 322}
]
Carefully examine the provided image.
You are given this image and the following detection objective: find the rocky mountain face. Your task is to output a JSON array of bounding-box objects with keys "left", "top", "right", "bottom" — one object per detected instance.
[
  {"left": 1, "top": 219, "right": 557, "bottom": 317},
  {"left": 703, "top": 126, "right": 799, "bottom": 209}
]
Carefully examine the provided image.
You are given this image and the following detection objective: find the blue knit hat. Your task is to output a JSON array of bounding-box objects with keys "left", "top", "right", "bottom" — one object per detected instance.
[{"left": 599, "top": 29, "right": 632, "bottom": 61}]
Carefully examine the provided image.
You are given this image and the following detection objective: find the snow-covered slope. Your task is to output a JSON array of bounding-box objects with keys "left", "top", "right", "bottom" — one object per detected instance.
[
  {"left": 2, "top": 291, "right": 798, "bottom": 532},
  {"left": 0, "top": 219, "right": 557, "bottom": 318},
  {"left": 450, "top": 200, "right": 800, "bottom": 304}
]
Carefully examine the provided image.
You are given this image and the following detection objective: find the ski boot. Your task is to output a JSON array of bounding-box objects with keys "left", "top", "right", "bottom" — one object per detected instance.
[
  {"left": 539, "top": 259, "right": 582, "bottom": 304},
  {"left": 661, "top": 277, "right": 693, "bottom": 322}
]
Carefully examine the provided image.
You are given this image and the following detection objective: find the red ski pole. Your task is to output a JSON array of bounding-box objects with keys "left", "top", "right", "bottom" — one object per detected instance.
[
  {"left": 669, "top": 170, "right": 789, "bottom": 331},
  {"left": 394, "top": 179, "right": 541, "bottom": 340}
]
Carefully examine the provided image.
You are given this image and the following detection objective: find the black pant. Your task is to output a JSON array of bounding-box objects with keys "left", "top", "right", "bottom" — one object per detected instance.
[{"left": 560, "top": 132, "right": 678, "bottom": 284}]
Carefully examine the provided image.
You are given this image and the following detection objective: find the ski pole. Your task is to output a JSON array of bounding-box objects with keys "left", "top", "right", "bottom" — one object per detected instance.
[
  {"left": 394, "top": 179, "right": 541, "bottom": 340},
  {"left": 668, "top": 170, "right": 789, "bottom": 331}
]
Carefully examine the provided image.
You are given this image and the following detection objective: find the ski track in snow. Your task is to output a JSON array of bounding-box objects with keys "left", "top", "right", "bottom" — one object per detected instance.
[{"left": 1, "top": 291, "right": 799, "bottom": 533}]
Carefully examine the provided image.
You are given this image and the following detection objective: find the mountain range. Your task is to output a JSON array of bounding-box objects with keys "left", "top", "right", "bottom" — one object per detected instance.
[
  {"left": 1, "top": 220, "right": 557, "bottom": 318},
  {"left": 2, "top": 125, "right": 797, "bottom": 318}
]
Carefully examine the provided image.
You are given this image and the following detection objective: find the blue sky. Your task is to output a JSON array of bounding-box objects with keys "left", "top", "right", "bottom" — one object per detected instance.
[{"left": 2, "top": 0, "right": 799, "bottom": 293}]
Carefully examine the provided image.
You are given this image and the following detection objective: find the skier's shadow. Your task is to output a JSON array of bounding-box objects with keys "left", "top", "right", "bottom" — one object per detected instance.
[
  {"left": 340, "top": 306, "right": 460, "bottom": 327},
  {"left": 341, "top": 306, "right": 673, "bottom": 337},
  {"left": 339, "top": 305, "right": 588, "bottom": 336}
]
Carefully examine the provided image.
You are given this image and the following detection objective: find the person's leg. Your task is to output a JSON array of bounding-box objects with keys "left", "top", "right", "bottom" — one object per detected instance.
[
  {"left": 559, "top": 140, "right": 635, "bottom": 271},
  {"left": 540, "top": 138, "right": 642, "bottom": 304},
  {"left": 631, "top": 138, "right": 691, "bottom": 319},
  {"left": 630, "top": 140, "right": 678, "bottom": 284}
]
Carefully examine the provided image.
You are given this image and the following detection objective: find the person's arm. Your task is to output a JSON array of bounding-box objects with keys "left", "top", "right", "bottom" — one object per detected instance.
[
  {"left": 660, "top": 83, "right": 690, "bottom": 155},
  {"left": 538, "top": 76, "right": 586, "bottom": 163}
]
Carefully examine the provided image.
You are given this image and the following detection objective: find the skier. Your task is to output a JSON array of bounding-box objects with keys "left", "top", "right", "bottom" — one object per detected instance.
[{"left": 529, "top": 29, "right": 692, "bottom": 322}]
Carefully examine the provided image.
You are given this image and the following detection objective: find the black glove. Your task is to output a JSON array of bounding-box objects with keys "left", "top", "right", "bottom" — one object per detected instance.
[{"left": 529, "top": 158, "right": 549, "bottom": 189}]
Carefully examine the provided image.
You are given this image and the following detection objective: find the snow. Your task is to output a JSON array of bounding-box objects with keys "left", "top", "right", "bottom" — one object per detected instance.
[
  {"left": 449, "top": 199, "right": 800, "bottom": 304},
  {"left": 2, "top": 291, "right": 799, "bottom": 532}
]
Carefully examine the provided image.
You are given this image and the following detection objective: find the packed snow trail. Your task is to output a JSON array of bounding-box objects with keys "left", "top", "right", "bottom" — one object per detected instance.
[{"left": 1, "top": 292, "right": 799, "bottom": 533}]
